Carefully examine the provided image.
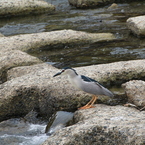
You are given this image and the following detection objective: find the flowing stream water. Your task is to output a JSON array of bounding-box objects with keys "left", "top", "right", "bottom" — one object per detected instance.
[
  {"left": 0, "top": 0, "right": 145, "bottom": 68},
  {"left": 0, "top": 0, "right": 145, "bottom": 145},
  {"left": 0, "top": 118, "right": 48, "bottom": 145},
  {"left": 0, "top": 111, "right": 74, "bottom": 145}
]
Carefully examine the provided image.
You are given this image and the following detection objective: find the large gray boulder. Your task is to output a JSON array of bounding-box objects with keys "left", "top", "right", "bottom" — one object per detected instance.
[
  {"left": 122, "top": 80, "right": 145, "bottom": 108},
  {"left": 1, "top": 59, "right": 145, "bottom": 121},
  {"left": 0, "top": 30, "right": 116, "bottom": 52},
  {"left": 42, "top": 104, "right": 145, "bottom": 145},
  {"left": 127, "top": 15, "right": 145, "bottom": 36},
  {"left": 7, "top": 63, "right": 47, "bottom": 81},
  {"left": 0, "top": 0, "right": 55, "bottom": 17}
]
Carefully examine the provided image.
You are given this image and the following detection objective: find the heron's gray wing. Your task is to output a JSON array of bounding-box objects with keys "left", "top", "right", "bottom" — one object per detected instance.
[
  {"left": 81, "top": 75, "right": 103, "bottom": 88},
  {"left": 81, "top": 75, "right": 114, "bottom": 97}
]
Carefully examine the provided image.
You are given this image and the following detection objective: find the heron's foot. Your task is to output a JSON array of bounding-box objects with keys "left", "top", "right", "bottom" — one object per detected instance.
[
  {"left": 78, "top": 95, "right": 97, "bottom": 110},
  {"left": 78, "top": 105, "right": 95, "bottom": 110}
]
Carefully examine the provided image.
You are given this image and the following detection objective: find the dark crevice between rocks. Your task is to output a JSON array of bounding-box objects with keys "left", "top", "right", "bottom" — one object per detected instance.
[
  {"left": 0, "top": 67, "right": 15, "bottom": 84},
  {"left": 0, "top": 70, "right": 7, "bottom": 84}
]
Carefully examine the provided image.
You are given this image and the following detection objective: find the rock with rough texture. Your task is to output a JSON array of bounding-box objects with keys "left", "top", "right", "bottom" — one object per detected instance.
[
  {"left": 1, "top": 59, "right": 145, "bottom": 121},
  {"left": 76, "top": 59, "right": 145, "bottom": 85},
  {"left": 68, "top": 0, "right": 115, "bottom": 8},
  {"left": 0, "top": 0, "right": 55, "bottom": 17},
  {"left": 127, "top": 15, "right": 145, "bottom": 36},
  {"left": 7, "top": 63, "right": 47, "bottom": 81},
  {"left": 122, "top": 80, "right": 145, "bottom": 107},
  {"left": 0, "top": 50, "right": 42, "bottom": 83},
  {"left": 0, "top": 30, "right": 116, "bottom": 52},
  {"left": 42, "top": 105, "right": 145, "bottom": 145}
]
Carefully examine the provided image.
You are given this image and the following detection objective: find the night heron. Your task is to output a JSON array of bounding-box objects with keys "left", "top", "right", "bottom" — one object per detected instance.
[{"left": 53, "top": 67, "right": 114, "bottom": 109}]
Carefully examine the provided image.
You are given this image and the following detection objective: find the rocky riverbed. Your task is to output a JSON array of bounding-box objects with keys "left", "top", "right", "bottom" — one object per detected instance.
[
  {"left": 43, "top": 105, "right": 145, "bottom": 145},
  {"left": 0, "top": 0, "right": 145, "bottom": 145}
]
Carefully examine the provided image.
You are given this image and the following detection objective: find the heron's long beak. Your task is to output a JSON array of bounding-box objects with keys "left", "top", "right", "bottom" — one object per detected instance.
[{"left": 53, "top": 72, "right": 62, "bottom": 77}]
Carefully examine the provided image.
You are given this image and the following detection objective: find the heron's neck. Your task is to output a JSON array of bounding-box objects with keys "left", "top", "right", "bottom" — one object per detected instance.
[
  {"left": 67, "top": 73, "right": 81, "bottom": 90},
  {"left": 67, "top": 71, "right": 78, "bottom": 78},
  {"left": 67, "top": 71, "right": 78, "bottom": 82}
]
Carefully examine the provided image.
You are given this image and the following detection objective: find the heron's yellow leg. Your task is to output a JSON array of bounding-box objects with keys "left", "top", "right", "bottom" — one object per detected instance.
[{"left": 78, "top": 95, "right": 97, "bottom": 110}]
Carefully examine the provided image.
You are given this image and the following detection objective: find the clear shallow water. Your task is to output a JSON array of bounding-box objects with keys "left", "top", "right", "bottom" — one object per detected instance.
[
  {"left": 0, "top": 119, "right": 48, "bottom": 145},
  {"left": 0, "top": 111, "right": 74, "bottom": 145},
  {"left": 1, "top": 131, "right": 48, "bottom": 145},
  {"left": 25, "top": 1, "right": 145, "bottom": 68},
  {"left": 30, "top": 37, "right": 145, "bottom": 68}
]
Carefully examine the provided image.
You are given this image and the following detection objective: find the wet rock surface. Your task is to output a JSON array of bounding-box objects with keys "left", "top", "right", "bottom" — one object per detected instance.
[
  {"left": 42, "top": 104, "right": 145, "bottom": 145},
  {"left": 127, "top": 15, "right": 145, "bottom": 36},
  {"left": 122, "top": 80, "right": 145, "bottom": 108},
  {"left": 0, "top": 0, "right": 55, "bottom": 17},
  {"left": 0, "top": 30, "right": 116, "bottom": 52}
]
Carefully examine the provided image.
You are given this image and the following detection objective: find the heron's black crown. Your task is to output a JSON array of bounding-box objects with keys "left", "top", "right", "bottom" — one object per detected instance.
[{"left": 62, "top": 67, "right": 78, "bottom": 75}]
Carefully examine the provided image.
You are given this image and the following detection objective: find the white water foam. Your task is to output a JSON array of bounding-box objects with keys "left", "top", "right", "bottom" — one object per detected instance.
[
  {"left": 19, "top": 134, "right": 48, "bottom": 145},
  {"left": 0, "top": 123, "right": 49, "bottom": 145}
]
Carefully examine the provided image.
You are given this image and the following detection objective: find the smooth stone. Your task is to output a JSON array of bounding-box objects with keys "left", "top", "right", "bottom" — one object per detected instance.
[
  {"left": 0, "top": 0, "right": 55, "bottom": 17},
  {"left": 122, "top": 80, "right": 145, "bottom": 108},
  {"left": 127, "top": 15, "right": 145, "bottom": 36},
  {"left": 0, "top": 30, "right": 116, "bottom": 52}
]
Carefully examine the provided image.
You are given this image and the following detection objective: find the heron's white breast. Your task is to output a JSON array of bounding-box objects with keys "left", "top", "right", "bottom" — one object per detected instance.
[{"left": 68, "top": 75, "right": 82, "bottom": 90}]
